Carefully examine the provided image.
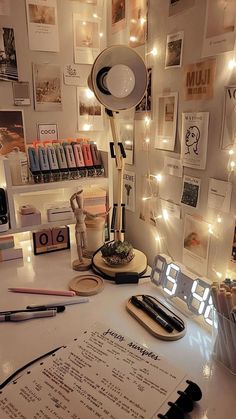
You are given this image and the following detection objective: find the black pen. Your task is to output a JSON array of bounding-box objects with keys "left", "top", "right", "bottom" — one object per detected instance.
[
  {"left": 130, "top": 296, "right": 173, "bottom": 333},
  {"left": 142, "top": 295, "right": 185, "bottom": 332},
  {"left": 0, "top": 306, "right": 65, "bottom": 315}
]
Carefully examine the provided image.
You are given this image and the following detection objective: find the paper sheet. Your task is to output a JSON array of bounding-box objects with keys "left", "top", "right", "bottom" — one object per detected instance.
[
  {"left": 0, "top": 324, "right": 188, "bottom": 419},
  {"left": 123, "top": 170, "right": 135, "bottom": 212}
]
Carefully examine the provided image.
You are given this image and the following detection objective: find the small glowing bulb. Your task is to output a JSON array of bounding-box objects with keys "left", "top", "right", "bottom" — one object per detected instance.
[
  {"left": 229, "top": 149, "right": 234, "bottom": 155},
  {"left": 156, "top": 214, "right": 163, "bottom": 219},
  {"left": 27, "top": 245, "right": 32, "bottom": 251},
  {"left": 217, "top": 216, "right": 222, "bottom": 223},
  {"left": 151, "top": 47, "right": 158, "bottom": 56},
  {"left": 145, "top": 137, "right": 150, "bottom": 143},
  {"left": 93, "top": 13, "right": 99, "bottom": 19},
  {"left": 130, "top": 36, "right": 137, "bottom": 42},
  {"left": 125, "top": 140, "right": 131, "bottom": 145},
  {"left": 144, "top": 116, "right": 151, "bottom": 126},
  {"left": 208, "top": 224, "right": 214, "bottom": 235},
  {"left": 99, "top": 32, "right": 103, "bottom": 37},
  {"left": 139, "top": 17, "right": 146, "bottom": 25},
  {"left": 142, "top": 196, "right": 151, "bottom": 201},
  {"left": 228, "top": 59, "right": 236, "bottom": 70},
  {"left": 163, "top": 209, "right": 169, "bottom": 220},
  {"left": 230, "top": 161, "right": 235, "bottom": 168},
  {"left": 155, "top": 234, "right": 161, "bottom": 242},
  {"left": 86, "top": 88, "right": 94, "bottom": 99},
  {"left": 82, "top": 21, "right": 86, "bottom": 25},
  {"left": 83, "top": 123, "right": 92, "bottom": 131},
  {"left": 155, "top": 174, "right": 162, "bottom": 182},
  {"left": 216, "top": 271, "right": 223, "bottom": 279}
]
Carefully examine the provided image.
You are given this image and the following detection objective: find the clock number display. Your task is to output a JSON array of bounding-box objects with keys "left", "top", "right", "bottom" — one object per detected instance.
[
  {"left": 151, "top": 255, "right": 167, "bottom": 285},
  {"left": 188, "top": 279, "right": 210, "bottom": 315},
  {"left": 162, "top": 263, "right": 180, "bottom": 296}
]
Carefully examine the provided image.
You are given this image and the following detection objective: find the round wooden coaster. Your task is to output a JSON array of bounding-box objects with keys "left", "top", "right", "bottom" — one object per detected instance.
[
  {"left": 69, "top": 274, "right": 104, "bottom": 296},
  {"left": 126, "top": 298, "right": 186, "bottom": 341}
]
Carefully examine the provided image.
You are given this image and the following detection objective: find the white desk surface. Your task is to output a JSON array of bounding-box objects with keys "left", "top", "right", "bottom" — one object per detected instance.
[{"left": 0, "top": 242, "right": 235, "bottom": 419}]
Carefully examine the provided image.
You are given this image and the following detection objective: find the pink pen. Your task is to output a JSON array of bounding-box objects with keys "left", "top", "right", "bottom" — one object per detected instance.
[{"left": 8, "top": 288, "right": 76, "bottom": 297}]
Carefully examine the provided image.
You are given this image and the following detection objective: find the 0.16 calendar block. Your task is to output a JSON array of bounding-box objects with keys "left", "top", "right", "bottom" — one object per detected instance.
[{"left": 32, "top": 226, "right": 70, "bottom": 255}]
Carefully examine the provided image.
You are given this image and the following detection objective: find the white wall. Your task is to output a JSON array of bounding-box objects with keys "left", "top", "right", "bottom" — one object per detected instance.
[{"left": 107, "top": 0, "right": 236, "bottom": 279}]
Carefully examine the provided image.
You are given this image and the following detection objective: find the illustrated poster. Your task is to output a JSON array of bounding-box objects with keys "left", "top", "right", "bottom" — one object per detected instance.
[
  {"left": 184, "top": 59, "right": 216, "bottom": 101},
  {"left": 0, "top": 110, "right": 26, "bottom": 155},
  {"left": 221, "top": 86, "right": 236, "bottom": 149},
  {"left": 119, "top": 120, "right": 134, "bottom": 165},
  {"left": 123, "top": 170, "right": 135, "bottom": 212},
  {"left": 135, "top": 67, "right": 152, "bottom": 118},
  {"left": 165, "top": 31, "right": 184, "bottom": 68},
  {"left": 181, "top": 112, "right": 209, "bottom": 170},
  {"left": 203, "top": 0, "right": 236, "bottom": 57},
  {"left": 181, "top": 175, "right": 201, "bottom": 209},
  {"left": 26, "top": 0, "right": 59, "bottom": 52},
  {"left": 0, "top": 27, "right": 18, "bottom": 81},
  {"left": 33, "top": 63, "right": 62, "bottom": 112},
  {"left": 129, "top": 0, "right": 147, "bottom": 47},
  {"left": 0, "top": 0, "right": 10, "bottom": 15},
  {"left": 169, "top": 0, "right": 195, "bottom": 16},
  {"left": 77, "top": 87, "right": 103, "bottom": 131},
  {"left": 112, "top": 0, "right": 126, "bottom": 33},
  {"left": 155, "top": 93, "right": 178, "bottom": 151},
  {"left": 73, "top": 15, "right": 100, "bottom": 64},
  {"left": 183, "top": 214, "right": 210, "bottom": 276}
]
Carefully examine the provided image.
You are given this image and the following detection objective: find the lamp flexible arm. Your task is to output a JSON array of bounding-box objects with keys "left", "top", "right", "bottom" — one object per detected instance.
[{"left": 107, "top": 110, "right": 125, "bottom": 242}]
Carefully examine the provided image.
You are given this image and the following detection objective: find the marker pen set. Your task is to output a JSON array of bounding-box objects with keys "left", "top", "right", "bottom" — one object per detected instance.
[{"left": 27, "top": 141, "right": 104, "bottom": 183}]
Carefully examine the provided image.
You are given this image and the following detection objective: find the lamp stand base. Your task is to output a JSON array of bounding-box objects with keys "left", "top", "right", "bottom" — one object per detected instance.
[{"left": 92, "top": 248, "right": 147, "bottom": 279}]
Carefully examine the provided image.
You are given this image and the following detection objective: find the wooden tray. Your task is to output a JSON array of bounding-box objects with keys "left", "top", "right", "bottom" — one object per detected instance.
[{"left": 126, "top": 297, "right": 186, "bottom": 341}]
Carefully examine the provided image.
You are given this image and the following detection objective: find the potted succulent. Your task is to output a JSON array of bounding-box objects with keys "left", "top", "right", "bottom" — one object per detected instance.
[{"left": 101, "top": 240, "right": 134, "bottom": 265}]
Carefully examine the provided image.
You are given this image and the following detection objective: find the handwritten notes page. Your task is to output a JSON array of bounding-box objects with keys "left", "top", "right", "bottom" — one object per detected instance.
[{"left": 0, "top": 324, "right": 188, "bottom": 418}]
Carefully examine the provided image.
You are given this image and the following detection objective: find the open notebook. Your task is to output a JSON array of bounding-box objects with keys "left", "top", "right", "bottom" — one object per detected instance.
[{"left": 0, "top": 323, "right": 201, "bottom": 418}]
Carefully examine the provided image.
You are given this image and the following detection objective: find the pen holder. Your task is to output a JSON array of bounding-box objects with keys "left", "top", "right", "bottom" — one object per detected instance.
[{"left": 212, "top": 310, "right": 236, "bottom": 375}]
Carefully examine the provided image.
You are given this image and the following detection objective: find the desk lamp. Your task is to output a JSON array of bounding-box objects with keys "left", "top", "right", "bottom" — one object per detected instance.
[{"left": 88, "top": 45, "right": 148, "bottom": 279}]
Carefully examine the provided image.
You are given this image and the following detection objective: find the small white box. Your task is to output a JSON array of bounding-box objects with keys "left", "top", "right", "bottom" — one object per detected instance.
[
  {"left": 47, "top": 206, "right": 73, "bottom": 222},
  {"left": 18, "top": 210, "right": 41, "bottom": 227}
]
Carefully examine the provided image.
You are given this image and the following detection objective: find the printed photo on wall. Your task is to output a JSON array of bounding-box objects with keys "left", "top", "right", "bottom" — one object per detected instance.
[
  {"left": 155, "top": 92, "right": 178, "bottom": 151},
  {"left": 203, "top": 0, "right": 236, "bottom": 57},
  {"left": 119, "top": 120, "right": 134, "bottom": 165},
  {"left": 77, "top": 87, "right": 103, "bottom": 131},
  {"left": 207, "top": 178, "right": 232, "bottom": 213},
  {"left": 221, "top": 86, "right": 236, "bottom": 150},
  {"left": 165, "top": 31, "right": 184, "bottom": 68},
  {"left": 0, "top": 0, "right": 10, "bottom": 15},
  {"left": 129, "top": 0, "right": 147, "bottom": 48},
  {"left": 231, "top": 225, "right": 236, "bottom": 262},
  {"left": 139, "top": 176, "right": 159, "bottom": 226},
  {"left": 73, "top": 15, "right": 100, "bottom": 64},
  {"left": 183, "top": 214, "right": 210, "bottom": 276},
  {"left": 123, "top": 170, "right": 135, "bottom": 212},
  {"left": 169, "top": 0, "right": 195, "bottom": 16},
  {"left": 184, "top": 59, "right": 216, "bottom": 101},
  {"left": 181, "top": 175, "right": 201, "bottom": 208},
  {"left": 135, "top": 67, "right": 152, "bottom": 119},
  {"left": 0, "top": 27, "right": 18, "bottom": 81},
  {"left": 64, "top": 64, "right": 91, "bottom": 86},
  {"left": 0, "top": 110, "right": 26, "bottom": 156},
  {"left": 33, "top": 63, "right": 62, "bottom": 111},
  {"left": 181, "top": 112, "right": 209, "bottom": 169},
  {"left": 112, "top": 0, "right": 126, "bottom": 34},
  {"left": 26, "top": 0, "right": 59, "bottom": 52}
]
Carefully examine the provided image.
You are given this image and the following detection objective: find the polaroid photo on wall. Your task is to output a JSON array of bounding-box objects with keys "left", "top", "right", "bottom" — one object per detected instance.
[
  {"left": 169, "top": 0, "right": 195, "bottom": 16},
  {"left": 0, "top": 110, "right": 26, "bottom": 156},
  {"left": 26, "top": 0, "right": 59, "bottom": 52},
  {"left": 183, "top": 214, "right": 210, "bottom": 276},
  {"left": 135, "top": 67, "right": 152, "bottom": 119},
  {"left": 181, "top": 175, "right": 201, "bottom": 208},
  {"left": 33, "top": 63, "right": 62, "bottom": 112},
  {"left": 165, "top": 31, "right": 184, "bottom": 69},
  {"left": 221, "top": 86, "right": 236, "bottom": 150},
  {"left": 119, "top": 120, "right": 134, "bottom": 165},
  {"left": 202, "top": 0, "right": 236, "bottom": 57},
  {"left": 129, "top": 0, "right": 147, "bottom": 48},
  {"left": 73, "top": 15, "right": 100, "bottom": 64},
  {"left": 112, "top": 0, "right": 126, "bottom": 33},
  {"left": 77, "top": 87, "right": 104, "bottom": 131},
  {"left": 0, "top": 27, "right": 18, "bottom": 81},
  {"left": 181, "top": 112, "right": 209, "bottom": 170},
  {"left": 155, "top": 92, "right": 178, "bottom": 151},
  {"left": 123, "top": 170, "right": 135, "bottom": 212}
]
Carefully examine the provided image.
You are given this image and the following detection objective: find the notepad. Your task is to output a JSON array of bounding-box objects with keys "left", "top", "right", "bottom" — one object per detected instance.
[{"left": 0, "top": 323, "right": 201, "bottom": 418}]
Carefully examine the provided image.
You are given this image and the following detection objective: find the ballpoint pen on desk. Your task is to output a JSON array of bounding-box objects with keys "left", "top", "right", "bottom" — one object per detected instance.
[
  {"left": 0, "top": 309, "right": 57, "bottom": 322},
  {"left": 8, "top": 287, "right": 76, "bottom": 297},
  {"left": 142, "top": 295, "right": 185, "bottom": 332},
  {"left": 0, "top": 307, "right": 65, "bottom": 315},
  {"left": 26, "top": 297, "right": 89, "bottom": 309},
  {"left": 130, "top": 296, "right": 174, "bottom": 333}
]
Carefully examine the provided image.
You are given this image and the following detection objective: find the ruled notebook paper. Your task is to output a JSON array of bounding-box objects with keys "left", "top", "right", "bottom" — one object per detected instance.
[{"left": 0, "top": 324, "right": 190, "bottom": 419}]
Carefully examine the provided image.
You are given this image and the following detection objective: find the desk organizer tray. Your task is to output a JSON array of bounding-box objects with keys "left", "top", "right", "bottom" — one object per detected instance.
[{"left": 126, "top": 295, "right": 186, "bottom": 341}]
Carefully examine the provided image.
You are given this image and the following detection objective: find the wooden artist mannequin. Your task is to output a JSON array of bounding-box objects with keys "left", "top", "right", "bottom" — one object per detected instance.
[{"left": 70, "top": 190, "right": 109, "bottom": 271}]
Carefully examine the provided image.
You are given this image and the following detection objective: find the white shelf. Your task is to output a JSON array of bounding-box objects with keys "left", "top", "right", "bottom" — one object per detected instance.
[
  {"left": 0, "top": 219, "right": 75, "bottom": 236},
  {"left": 10, "top": 177, "right": 107, "bottom": 195}
]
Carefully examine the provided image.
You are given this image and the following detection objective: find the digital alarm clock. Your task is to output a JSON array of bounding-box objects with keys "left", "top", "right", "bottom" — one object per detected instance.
[{"left": 151, "top": 254, "right": 213, "bottom": 327}]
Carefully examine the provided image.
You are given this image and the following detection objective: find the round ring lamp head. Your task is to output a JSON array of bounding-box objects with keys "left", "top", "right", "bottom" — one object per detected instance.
[{"left": 88, "top": 45, "right": 148, "bottom": 111}]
